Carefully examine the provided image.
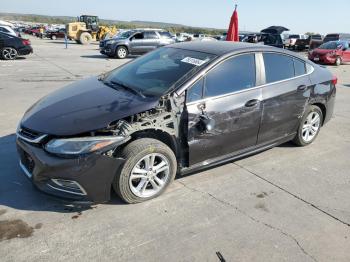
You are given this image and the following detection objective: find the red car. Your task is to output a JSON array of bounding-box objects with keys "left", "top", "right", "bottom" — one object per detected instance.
[{"left": 309, "top": 41, "right": 350, "bottom": 66}]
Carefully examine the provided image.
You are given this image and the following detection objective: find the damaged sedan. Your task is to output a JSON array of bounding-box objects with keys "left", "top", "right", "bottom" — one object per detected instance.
[{"left": 16, "top": 42, "right": 336, "bottom": 204}]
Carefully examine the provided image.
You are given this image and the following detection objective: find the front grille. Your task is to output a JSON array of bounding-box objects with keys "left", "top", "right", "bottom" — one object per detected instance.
[
  {"left": 17, "top": 126, "right": 47, "bottom": 144},
  {"left": 18, "top": 127, "right": 42, "bottom": 140}
]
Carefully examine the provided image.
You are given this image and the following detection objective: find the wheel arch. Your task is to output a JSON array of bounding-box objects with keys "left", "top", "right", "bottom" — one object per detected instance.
[
  {"left": 127, "top": 129, "right": 179, "bottom": 159},
  {"left": 311, "top": 102, "right": 326, "bottom": 125},
  {"left": 115, "top": 44, "right": 129, "bottom": 53}
]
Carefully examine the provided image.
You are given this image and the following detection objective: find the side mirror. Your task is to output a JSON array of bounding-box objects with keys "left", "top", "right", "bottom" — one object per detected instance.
[
  {"left": 199, "top": 115, "right": 215, "bottom": 132},
  {"left": 129, "top": 37, "right": 133, "bottom": 41}
]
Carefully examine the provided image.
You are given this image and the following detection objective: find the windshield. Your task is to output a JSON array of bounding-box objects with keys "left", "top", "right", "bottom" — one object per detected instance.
[
  {"left": 103, "top": 47, "right": 216, "bottom": 97},
  {"left": 116, "top": 31, "right": 135, "bottom": 39},
  {"left": 289, "top": 35, "right": 300, "bottom": 39},
  {"left": 319, "top": 41, "right": 343, "bottom": 50}
]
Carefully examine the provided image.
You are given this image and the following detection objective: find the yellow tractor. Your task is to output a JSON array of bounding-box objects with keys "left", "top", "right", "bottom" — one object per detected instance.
[{"left": 66, "top": 15, "right": 117, "bottom": 44}]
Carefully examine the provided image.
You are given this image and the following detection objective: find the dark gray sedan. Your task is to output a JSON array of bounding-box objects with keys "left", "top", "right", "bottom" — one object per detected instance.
[
  {"left": 100, "top": 29, "right": 175, "bottom": 59},
  {"left": 17, "top": 42, "right": 336, "bottom": 204}
]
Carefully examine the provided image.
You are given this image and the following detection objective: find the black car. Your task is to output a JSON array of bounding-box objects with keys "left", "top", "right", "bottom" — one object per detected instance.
[
  {"left": 0, "top": 32, "right": 33, "bottom": 60},
  {"left": 242, "top": 33, "right": 284, "bottom": 48},
  {"left": 16, "top": 42, "right": 336, "bottom": 204}
]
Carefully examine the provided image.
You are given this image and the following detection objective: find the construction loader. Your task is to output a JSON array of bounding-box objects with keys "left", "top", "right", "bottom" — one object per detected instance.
[{"left": 66, "top": 15, "right": 117, "bottom": 44}]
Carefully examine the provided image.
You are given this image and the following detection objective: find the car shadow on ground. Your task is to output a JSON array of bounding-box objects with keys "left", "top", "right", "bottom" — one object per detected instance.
[
  {"left": 80, "top": 55, "right": 138, "bottom": 60},
  {"left": 0, "top": 134, "right": 126, "bottom": 214},
  {"left": 80, "top": 55, "right": 111, "bottom": 59}
]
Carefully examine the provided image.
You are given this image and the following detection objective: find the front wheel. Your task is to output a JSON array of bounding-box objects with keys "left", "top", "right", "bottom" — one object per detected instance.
[
  {"left": 51, "top": 35, "right": 57, "bottom": 40},
  {"left": 115, "top": 46, "right": 128, "bottom": 59},
  {"left": 1, "top": 47, "right": 18, "bottom": 60},
  {"left": 293, "top": 105, "right": 323, "bottom": 146},
  {"left": 113, "top": 138, "right": 177, "bottom": 204},
  {"left": 335, "top": 57, "right": 341, "bottom": 66}
]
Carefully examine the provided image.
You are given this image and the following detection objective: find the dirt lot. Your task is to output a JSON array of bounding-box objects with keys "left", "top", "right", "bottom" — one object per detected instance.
[{"left": 0, "top": 37, "right": 349, "bottom": 262}]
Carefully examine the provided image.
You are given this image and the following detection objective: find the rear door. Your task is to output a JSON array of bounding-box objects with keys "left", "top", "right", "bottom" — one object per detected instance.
[
  {"left": 257, "top": 52, "right": 311, "bottom": 145},
  {"left": 342, "top": 41, "right": 350, "bottom": 62},
  {"left": 186, "top": 53, "right": 263, "bottom": 165},
  {"left": 142, "top": 31, "right": 160, "bottom": 52}
]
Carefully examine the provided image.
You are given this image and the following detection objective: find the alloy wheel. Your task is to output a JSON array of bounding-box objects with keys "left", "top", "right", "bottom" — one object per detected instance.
[
  {"left": 2, "top": 48, "right": 17, "bottom": 60},
  {"left": 302, "top": 111, "right": 321, "bottom": 142},
  {"left": 118, "top": 48, "right": 127, "bottom": 58},
  {"left": 129, "top": 153, "right": 170, "bottom": 198}
]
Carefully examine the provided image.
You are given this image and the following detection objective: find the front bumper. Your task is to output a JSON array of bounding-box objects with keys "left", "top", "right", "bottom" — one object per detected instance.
[
  {"left": 16, "top": 138, "right": 125, "bottom": 203},
  {"left": 309, "top": 55, "right": 336, "bottom": 64},
  {"left": 100, "top": 44, "right": 114, "bottom": 56}
]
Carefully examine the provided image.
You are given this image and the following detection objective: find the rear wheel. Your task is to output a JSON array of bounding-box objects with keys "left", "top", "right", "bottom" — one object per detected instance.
[
  {"left": 293, "top": 105, "right": 323, "bottom": 146},
  {"left": 1, "top": 47, "right": 18, "bottom": 60},
  {"left": 79, "top": 32, "right": 93, "bottom": 45},
  {"left": 113, "top": 138, "right": 177, "bottom": 204},
  {"left": 116, "top": 46, "right": 128, "bottom": 59},
  {"left": 51, "top": 35, "right": 57, "bottom": 40}
]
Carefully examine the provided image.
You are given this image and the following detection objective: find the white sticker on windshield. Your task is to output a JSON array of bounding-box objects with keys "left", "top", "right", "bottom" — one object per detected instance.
[{"left": 181, "top": 57, "right": 207, "bottom": 66}]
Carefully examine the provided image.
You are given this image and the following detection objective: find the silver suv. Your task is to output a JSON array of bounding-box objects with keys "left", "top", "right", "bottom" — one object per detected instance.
[{"left": 100, "top": 30, "right": 175, "bottom": 59}]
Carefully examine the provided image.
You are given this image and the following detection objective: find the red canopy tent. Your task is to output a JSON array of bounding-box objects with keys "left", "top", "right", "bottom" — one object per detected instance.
[{"left": 226, "top": 4, "right": 239, "bottom": 42}]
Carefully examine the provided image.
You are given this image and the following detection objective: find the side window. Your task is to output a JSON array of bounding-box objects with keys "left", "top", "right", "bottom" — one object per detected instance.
[
  {"left": 294, "top": 59, "right": 306, "bottom": 76},
  {"left": 187, "top": 78, "right": 204, "bottom": 103},
  {"left": 263, "top": 53, "right": 294, "bottom": 83},
  {"left": 144, "top": 31, "right": 158, "bottom": 39},
  {"left": 204, "top": 54, "right": 256, "bottom": 98},
  {"left": 133, "top": 33, "right": 144, "bottom": 40}
]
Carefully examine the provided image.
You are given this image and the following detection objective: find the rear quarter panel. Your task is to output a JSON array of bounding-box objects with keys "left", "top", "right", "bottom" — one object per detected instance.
[{"left": 308, "top": 64, "right": 336, "bottom": 124}]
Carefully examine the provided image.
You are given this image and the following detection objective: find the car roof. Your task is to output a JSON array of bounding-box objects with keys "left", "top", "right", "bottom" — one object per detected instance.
[{"left": 169, "top": 41, "right": 290, "bottom": 56}]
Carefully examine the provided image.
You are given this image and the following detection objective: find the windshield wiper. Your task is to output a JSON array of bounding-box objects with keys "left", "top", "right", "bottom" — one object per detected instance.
[{"left": 104, "top": 80, "right": 145, "bottom": 98}]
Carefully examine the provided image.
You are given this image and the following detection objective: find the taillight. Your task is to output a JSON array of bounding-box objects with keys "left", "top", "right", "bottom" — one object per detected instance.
[
  {"left": 332, "top": 76, "right": 338, "bottom": 85},
  {"left": 22, "top": 39, "right": 31, "bottom": 46}
]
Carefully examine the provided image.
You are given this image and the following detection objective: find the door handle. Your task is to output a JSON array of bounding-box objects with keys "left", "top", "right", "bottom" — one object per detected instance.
[
  {"left": 245, "top": 99, "right": 260, "bottom": 108},
  {"left": 297, "top": 85, "right": 307, "bottom": 91}
]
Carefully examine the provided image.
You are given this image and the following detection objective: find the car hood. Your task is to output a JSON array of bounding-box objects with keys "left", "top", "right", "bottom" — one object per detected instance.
[
  {"left": 21, "top": 77, "right": 160, "bottom": 136},
  {"left": 313, "top": 49, "right": 335, "bottom": 55}
]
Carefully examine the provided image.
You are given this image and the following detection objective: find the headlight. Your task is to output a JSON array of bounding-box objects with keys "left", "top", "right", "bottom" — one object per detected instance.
[
  {"left": 106, "top": 40, "right": 117, "bottom": 45},
  {"left": 45, "top": 136, "right": 128, "bottom": 155}
]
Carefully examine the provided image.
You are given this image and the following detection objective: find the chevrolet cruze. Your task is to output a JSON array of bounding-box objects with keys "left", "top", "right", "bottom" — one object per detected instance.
[{"left": 17, "top": 42, "right": 336, "bottom": 204}]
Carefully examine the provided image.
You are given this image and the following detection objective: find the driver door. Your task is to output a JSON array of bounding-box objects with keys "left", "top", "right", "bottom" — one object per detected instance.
[{"left": 186, "top": 53, "right": 262, "bottom": 166}]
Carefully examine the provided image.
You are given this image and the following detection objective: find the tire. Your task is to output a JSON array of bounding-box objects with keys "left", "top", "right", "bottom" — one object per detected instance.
[
  {"left": 293, "top": 105, "right": 323, "bottom": 146},
  {"left": 1, "top": 47, "right": 18, "bottom": 60},
  {"left": 51, "top": 35, "right": 57, "bottom": 40},
  {"left": 113, "top": 138, "right": 177, "bottom": 204},
  {"left": 79, "top": 32, "right": 93, "bottom": 45},
  {"left": 335, "top": 57, "right": 341, "bottom": 66},
  {"left": 115, "top": 46, "right": 128, "bottom": 59}
]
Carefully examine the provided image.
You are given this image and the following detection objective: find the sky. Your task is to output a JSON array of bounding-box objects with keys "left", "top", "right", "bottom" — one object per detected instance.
[{"left": 1, "top": 0, "right": 349, "bottom": 34}]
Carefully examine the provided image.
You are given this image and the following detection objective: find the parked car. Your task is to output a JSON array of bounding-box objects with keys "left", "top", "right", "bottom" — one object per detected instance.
[
  {"left": 16, "top": 42, "right": 336, "bottom": 204},
  {"left": 294, "top": 34, "right": 323, "bottom": 51},
  {"left": 0, "top": 32, "right": 33, "bottom": 60},
  {"left": 285, "top": 34, "right": 308, "bottom": 49},
  {"left": 308, "top": 40, "right": 350, "bottom": 65},
  {"left": 100, "top": 29, "right": 175, "bottom": 59},
  {"left": 323, "top": 33, "right": 350, "bottom": 43},
  {"left": 242, "top": 33, "right": 284, "bottom": 48},
  {"left": 46, "top": 28, "right": 66, "bottom": 40},
  {"left": 176, "top": 33, "right": 193, "bottom": 42},
  {"left": 0, "top": 25, "right": 17, "bottom": 37}
]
